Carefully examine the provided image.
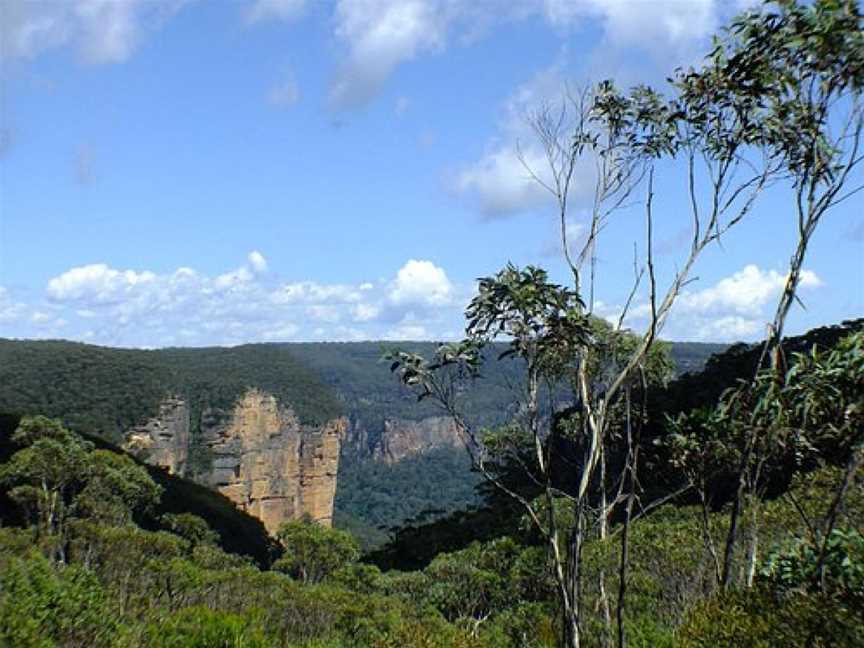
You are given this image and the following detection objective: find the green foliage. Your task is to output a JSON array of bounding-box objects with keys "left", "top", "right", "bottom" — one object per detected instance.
[
  {"left": 760, "top": 528, "right": 864, "bottom": 603},
  {"left": 0, "top": 416, "right": 93, "bottom": 538},
  {"left": 0, "top": 335, "right": 721, "bottom": 544},
  {"left": 140, "top": 607, "right": 275, "bottom": 648},
  {"left": 0, "top": 340, "right": 342, "bottom": 446},
  {"left": 0, "top": 416, "right": 164, "bottom": 565},
  {"left": 677, "top": 586, "right": 864, "bottom": 647},
  {"left": 335, "top": 447, "right": 480, "bottom": 549},
  {"left": 0, "top": 553, "right": 118, "bottom": 648},
  {"left": 665, "top": 329, "right": 864, "bottom": 508},
  {"left": 274, "top": 519, "right": 361, "bottom": 584},
  {"left": 161, "top": 512, "right": 220, "bottom": 548},
  {"left": 76, "top": 449, "right": 163, "bottom": 525}
]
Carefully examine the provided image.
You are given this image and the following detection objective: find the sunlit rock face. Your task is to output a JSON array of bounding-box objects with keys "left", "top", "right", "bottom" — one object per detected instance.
[
  {"left": 123, "top": 390, "right": 346, "bottom": 534},
  {"left": 200, "top": 390, "right": 345, "bottom": 532}
]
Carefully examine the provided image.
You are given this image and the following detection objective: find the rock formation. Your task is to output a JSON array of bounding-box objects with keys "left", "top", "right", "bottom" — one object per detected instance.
[
  {"left": 123, "top": 390, "right": 346, "bottom": 535},
  {"left": 343, "top": 415, "right": 463, "bottom": 464},
  {"left": 122, "top": 396, "right": 190, "bottom": 475},
  {"left": 200, "top": 390, "right": 345, "bottom": 533}
]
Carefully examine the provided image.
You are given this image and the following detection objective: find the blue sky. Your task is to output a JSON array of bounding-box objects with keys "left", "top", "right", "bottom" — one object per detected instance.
[{"left": 0, "top": 0, "right": 861, "bottom": 347}]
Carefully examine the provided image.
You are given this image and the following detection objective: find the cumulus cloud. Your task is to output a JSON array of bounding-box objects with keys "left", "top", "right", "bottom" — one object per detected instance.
[
  {"left": 27, "top": 255, "right": 465, "bottom": 346},
  {"left": 1, "top": 0, "right": 192, "bottom": 64},
  {"left": 47, "top": 264, "right": 157, "bottom": 303},
  {"left": 248, "top": 250, "right": 268, "bottom": 274},
  {"left": 677, "top": 265, "right": 823, "bottom": 317},
  {"left": 450, "top": 0, "right": 727, "bottom": 220},
  {"left": 619, "top": 264, "right": 825, "bottom": 342},
  {"left": 384, "top": 323, "right": 428, "bottom": 340},
  {"left": 452, "top": 63, "right": 595, "bottom": 218},
  {"left": 388, "top": 259, "right": 452, "bottom": 306},
  {"left": 578, "top": 0, "right": 717, "bottom": 54},
  {"left": 322, "top": 0, "right": 727, "bottom": 110},
  {"left": 0, "top": 287, "right": 29, "bottom": 324}
]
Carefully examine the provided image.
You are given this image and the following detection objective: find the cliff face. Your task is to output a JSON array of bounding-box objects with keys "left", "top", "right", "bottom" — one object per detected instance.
[
  {"left": 123, "top": 396, "right": 190, "bottom": 475},
  {"left": 201, "top": 390, "right": 345, "bottom": 533},
  {"left": 123, "top": 390, "right": 345, "bottom": 535},
  {"left": 344, "top": 415, "right": 463, "bottom": 464}
]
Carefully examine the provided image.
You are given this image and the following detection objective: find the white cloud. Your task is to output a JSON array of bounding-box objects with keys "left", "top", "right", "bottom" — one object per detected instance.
[
  {"left": 0, "top": 287, "right": 29, "bottom": 324},
  {"left": 385, "top": 323, "right": 428, "bottom": 340},
  {"left": 272, "top": 281, "right": 364, "bottom": 305},
  {"left": 329, "top": 0, "right": 454, "bottom": 109},
  {"left": 455, "top": 146, "right": 553, "bottom": 218},
  {"left": 306, "top": 305, "right": 342, "bottom": 323},
  {"left": 541, "top": 220, "right": 586, "bottom": 258},
  {"left": 261, "top": 323, "right": 300, "bottom": 340},
  {"left": 324, "top": 1, "right": 725, "bottom": 110},
  {"left": 580, "top": 0, "right": 717, "bottom": 53},
  {"left": 677, "top": 265, "right": 823, "bottom": 317},
  {"left": 351, "top": 303, "right": 381, "bottom": 321},
  {"left": 452, "top": 63, "right": 594, "bottom": 218},
  {"left": 245, "top": 0, "right": 306, "bottom": 24},
  {"left": 619, "top": 264, "right": 825, "bottom": 342},
  {"left": 248, "top": 250, "right": 268, "bottom": 274},
  {"left": 32, "top": 254, "right": 467, "bottom": 346},
  {"left": 389, "top": 259, "right": 452, "bottom": 306},
  {"left": 47, "top": 263, "right": 157, "bottom": 303},
  {"left": 1, "top": 0, "right": 192, "bottom": 64}
]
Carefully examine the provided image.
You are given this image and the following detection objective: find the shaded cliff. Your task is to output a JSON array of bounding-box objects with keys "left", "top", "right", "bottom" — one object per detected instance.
[
  {"left": 123, "top": 396, "right": 191, "bottom": 475},
  {"left": 123, "top": 390, "right": 346, "bottom": 534},
  {"left": 343, "top": 415, "right": 462, "bottom": 464}
]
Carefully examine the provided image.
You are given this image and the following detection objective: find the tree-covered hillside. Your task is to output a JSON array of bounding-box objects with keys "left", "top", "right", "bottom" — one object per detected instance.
[
  {"left": 0, "top": 336, "right": 726, "bottom": 549},
  {"left": 0, "top": 413, "right": 276, "bottom": 566},
  {"left": 0, "top": 340, "right": 343, "bottom": 445}
]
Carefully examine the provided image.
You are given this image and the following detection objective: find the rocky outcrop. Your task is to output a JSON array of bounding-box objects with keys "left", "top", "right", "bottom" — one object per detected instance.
[
  {"left": 123, "top": 390, "right": 346, "bottom": 535},
  {"left": 122, "top": 396, "right": 190, "bottom": 475},
  {"left": 344, "top": 415, "right": 463, "bottom": 464},
  {"left": 201, "top": 390, "right": 345, "bottom": 533}
]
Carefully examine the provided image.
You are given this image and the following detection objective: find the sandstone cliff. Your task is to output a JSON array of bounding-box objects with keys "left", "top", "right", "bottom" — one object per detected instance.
[
  {"left": 123, "top": 390, "right": 346, "bottom": 534},
  {"left": 123, "top": 396, "right": 190, "bottom": 475},
  {"left": 343, "top": 415, "right": 463, "bottom": 464}
]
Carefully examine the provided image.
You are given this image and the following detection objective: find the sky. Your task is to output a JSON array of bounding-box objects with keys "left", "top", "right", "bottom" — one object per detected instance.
[{"left": 0, "top": 0, "right": 861, "bottom": 348}]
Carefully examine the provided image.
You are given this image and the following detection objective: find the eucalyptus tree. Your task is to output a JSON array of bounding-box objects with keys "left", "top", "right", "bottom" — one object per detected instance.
[
  {"left": 388, "top": 2, "right": 862, "bottom": 645},
  {"left": 703, "top": 0, "right": 864, "bottom": 590},
  {"left": 0, "top": 416, "right": 162, "bottom": 563},
  {"left": 0, "top": 417, "right": 92, "bottom": 562}
]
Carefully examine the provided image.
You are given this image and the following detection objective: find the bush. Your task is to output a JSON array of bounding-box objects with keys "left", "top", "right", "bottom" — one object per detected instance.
[
  {"left": 0, "top": 554, "right": 117, "bottom": 648},
  {"left": 140, "top": 606, "right": 276, "bottom": 648},
  {"left": 677, "top": 586, "right": 864, "bottom": 647}
]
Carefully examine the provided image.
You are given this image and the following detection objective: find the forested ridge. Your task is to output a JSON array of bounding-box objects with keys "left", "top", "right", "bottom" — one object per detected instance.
[
  {"left": 0, "top": 338, "right": 725, "bottom": 446},
  {"left": 0, "top": 340, "right": 343, "bottom": 444}
]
